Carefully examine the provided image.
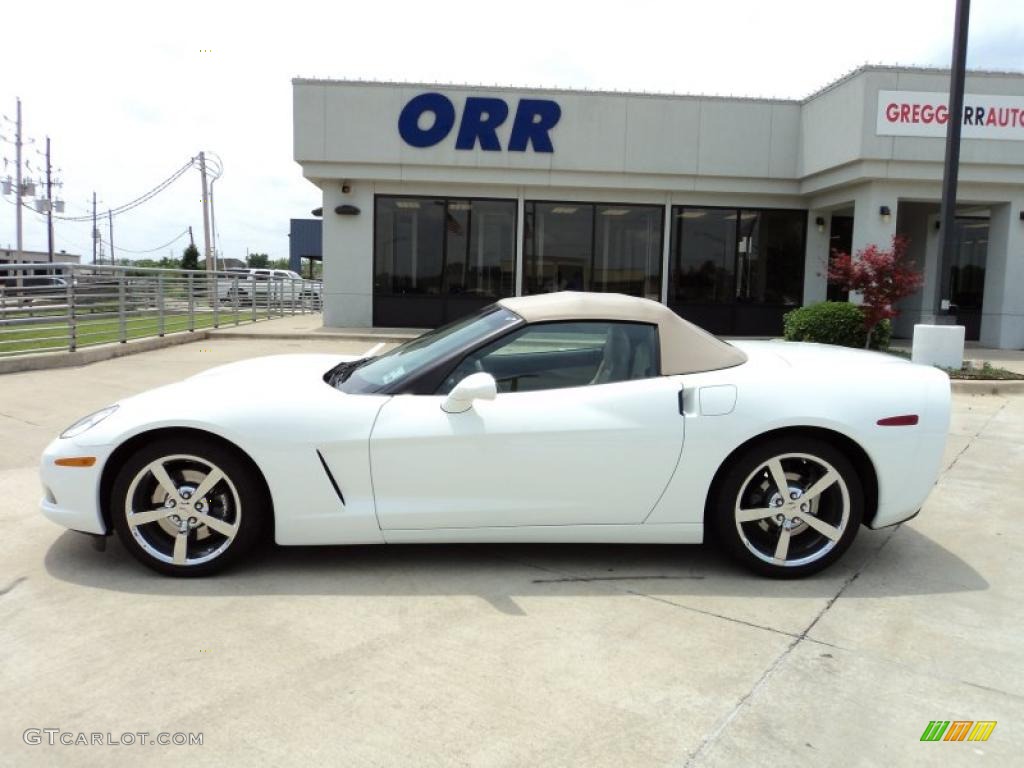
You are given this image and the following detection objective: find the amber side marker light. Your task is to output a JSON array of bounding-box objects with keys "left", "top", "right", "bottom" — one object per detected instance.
[
  {"left": 877, "top": 415, "right": 919, "bottom": 426},
  {"left": 54, "top": 457, "right": 97, "bottom": 467}
]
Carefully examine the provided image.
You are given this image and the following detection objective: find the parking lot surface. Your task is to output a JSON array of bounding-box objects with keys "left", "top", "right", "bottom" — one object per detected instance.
[{"left": 1, "top": 337, "right": 1022, "bottom": 766}]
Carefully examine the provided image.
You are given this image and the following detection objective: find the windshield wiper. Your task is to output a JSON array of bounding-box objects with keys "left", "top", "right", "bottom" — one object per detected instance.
[{"left": 325, "top": 357, "right": 370, "bottom": 387}]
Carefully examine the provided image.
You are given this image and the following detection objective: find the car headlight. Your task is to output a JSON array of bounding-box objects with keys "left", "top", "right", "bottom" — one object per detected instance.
[{"left": 60, "top": 405, "right": 118, "bottom": 439}]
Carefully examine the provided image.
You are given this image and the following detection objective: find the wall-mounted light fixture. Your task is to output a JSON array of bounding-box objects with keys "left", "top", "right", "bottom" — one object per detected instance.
[
  {"left": 341, "top": 181, "right": 351, "bottom": 194},
  {"left": 815, "top": 216, "right": 826, "bottom": 233},
  {"left": 311, "top": 207, "right": 323, "bottom": 217},
  {"left": 335, "top": 204, "right": 360, "bottom": 216},
  {"left": 879, "top": 205, "right": 892, "bottom": 222}
]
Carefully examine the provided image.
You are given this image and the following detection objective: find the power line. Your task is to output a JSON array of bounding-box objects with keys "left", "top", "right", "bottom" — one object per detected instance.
[
  {"left": 98, "top": 228, "right": 190, "bottom": 255},
  {"left": 54, "top": 159, "right": 194, "bottom": 222},
  {"left": 3, "top": 195, "right": 186, "bottom": 258}
]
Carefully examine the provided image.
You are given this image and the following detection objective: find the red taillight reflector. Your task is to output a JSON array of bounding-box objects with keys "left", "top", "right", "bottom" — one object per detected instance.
[{"left": 877, "top": 415, "right": 919, "bottom": 427}]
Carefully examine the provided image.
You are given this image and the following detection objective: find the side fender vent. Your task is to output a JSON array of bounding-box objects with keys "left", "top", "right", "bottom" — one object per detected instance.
[{"left": 316, "top": 450, "right": 346, "bottom": 506}]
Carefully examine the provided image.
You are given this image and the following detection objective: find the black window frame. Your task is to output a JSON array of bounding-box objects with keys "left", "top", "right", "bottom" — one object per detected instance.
[{"left": 523, "top": 199, "right": 665, "bottom": 299}]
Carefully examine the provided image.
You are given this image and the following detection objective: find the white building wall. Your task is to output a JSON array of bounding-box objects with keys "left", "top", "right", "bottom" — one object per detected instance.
[
  {"left": 981, "top": 199, "right": 1024, "bottom": 348},
  {"left": 321, "top": 181, "right": 375, "bottom": 328},
  {"left": 295, "top": 67, "right": 1024, "bottom": 346}
]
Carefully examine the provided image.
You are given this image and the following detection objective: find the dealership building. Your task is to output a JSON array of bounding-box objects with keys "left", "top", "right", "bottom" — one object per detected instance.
[{"left": 292, "top": 65, "right": 1024, "bottom": 347}]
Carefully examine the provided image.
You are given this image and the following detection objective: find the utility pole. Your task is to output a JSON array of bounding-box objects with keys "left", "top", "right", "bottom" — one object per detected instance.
[
  {"left": 45, "top": 136, "right": 54, "bottom": 262},
  {"left": 937, "top": 0, "right": 971, "bottom": 295},
  {"left": 198, "top": 152, "right": 213, "bottom": 271},
  {"left": 188, "top": 225, "right": 195, "bottom": 248},
  {"left": 108, "top": 210, "right": 115, "bottom": 266},
  {"left": 15, "top": 98, "right": 23, "bottom": 255},
  {"left": 91, "top": 192, "right": 98, "bottom": 264},
  {"left": 209, "top": 176, "right": 219, "bottom": 270}
]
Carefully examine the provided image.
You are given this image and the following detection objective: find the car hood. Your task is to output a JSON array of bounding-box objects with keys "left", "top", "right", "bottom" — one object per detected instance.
[
  {"left": 68, "top": 353, "right": 369, "bottom": 448},
  {"left": 187, "top": 353, "right": 359, "bottom": 385}
]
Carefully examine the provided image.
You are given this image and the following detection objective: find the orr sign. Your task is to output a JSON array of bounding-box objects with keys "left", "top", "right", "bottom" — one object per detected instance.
[
  {"left": 398, "top": 92, "right": 562, "bottom": 152},
  {"left": 877, "top": 90, "right": 1024, "bottom": 141}
]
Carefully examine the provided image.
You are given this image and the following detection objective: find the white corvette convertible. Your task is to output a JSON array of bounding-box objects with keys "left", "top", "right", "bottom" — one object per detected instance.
[{"left": 40, "top": 292, "right": 950, "bottom": 578}]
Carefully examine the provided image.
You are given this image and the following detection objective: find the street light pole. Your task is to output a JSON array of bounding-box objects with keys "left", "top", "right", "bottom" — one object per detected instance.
[{"left": 937, "top": 0, "right": 971, "bottom": 304}]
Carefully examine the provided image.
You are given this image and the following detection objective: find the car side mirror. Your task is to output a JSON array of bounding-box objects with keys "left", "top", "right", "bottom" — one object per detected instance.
[{"left": 442, "top": 372, "right": 497, "bottom": 414}]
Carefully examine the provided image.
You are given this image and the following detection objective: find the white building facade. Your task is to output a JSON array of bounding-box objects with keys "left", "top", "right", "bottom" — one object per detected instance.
[{"left": 293, "top": 66, "right": 1024, "bottom": 347}]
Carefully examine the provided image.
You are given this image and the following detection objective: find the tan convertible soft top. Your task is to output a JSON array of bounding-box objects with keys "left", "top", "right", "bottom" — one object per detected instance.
[{"left": 498, "top": 292, "right": 747, "bottom": 375}]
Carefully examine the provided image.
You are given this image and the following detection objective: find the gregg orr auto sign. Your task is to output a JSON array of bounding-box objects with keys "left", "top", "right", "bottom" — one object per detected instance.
[{"left": 878, "top": 90, "right": 1024, "bottom": 141}]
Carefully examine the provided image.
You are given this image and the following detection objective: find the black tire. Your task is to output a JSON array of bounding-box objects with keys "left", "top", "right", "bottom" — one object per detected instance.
[
  {"left": 711, "top": 436, "right": 863, "bottom": 578},
  {"left": 110, "top": 437, "right": 268, "bottom": 577}
]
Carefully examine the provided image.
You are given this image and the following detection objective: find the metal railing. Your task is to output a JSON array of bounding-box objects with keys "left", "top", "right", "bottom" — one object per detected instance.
[{"left": 0, "top": 263, "right": 323, "bottom": 357}]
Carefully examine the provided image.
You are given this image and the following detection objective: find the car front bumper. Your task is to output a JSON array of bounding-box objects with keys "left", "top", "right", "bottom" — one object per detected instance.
[{"left": 39, "top": 438, "right": 115, "bottom": 536}]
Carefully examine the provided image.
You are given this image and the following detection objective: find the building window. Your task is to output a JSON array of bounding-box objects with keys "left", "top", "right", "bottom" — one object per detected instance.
[
  {"left": 445, "top": 200, "right": 517, "bottom": 298},
  {"left": 374, "top": 196, "right": 517, "bottom": 299},
  {"left": 827, "top": 215, "right": 853, "bottom": 302},
  {"left": 736, "top": 209, "right": 805, "bottom": 305},
  {"left": 669, "top": 206, "right": 805, "bottom": 305},
  {"left": 669, "top": 208, "right": 737, "bottom": 303},
  {"left": 524, "top": 202, "right": 663, "bottom": 299}
]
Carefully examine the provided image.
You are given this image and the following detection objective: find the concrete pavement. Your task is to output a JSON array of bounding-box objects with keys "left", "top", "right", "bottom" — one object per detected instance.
[{"left": 0, "top": 337, "right": 1022, "bottom": 766}]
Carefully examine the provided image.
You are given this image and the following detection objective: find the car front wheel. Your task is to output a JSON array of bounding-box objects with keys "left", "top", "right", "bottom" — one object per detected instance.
[
  {"left": 712, "top": 437, "right": 863, "bottom": 578},
  {"left": 110, "top": 438, "right": 267, "bottom": 576}
]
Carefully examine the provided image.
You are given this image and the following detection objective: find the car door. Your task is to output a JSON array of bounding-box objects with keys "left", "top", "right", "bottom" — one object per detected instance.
[{"left": 369, "top": 321, "right": 686, "bottom": 530}]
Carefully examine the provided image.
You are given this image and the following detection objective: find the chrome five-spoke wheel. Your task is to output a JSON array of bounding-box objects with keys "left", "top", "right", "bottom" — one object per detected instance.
[
  {"left": 125, "top": 454, "right": 241, "bottom": 566},
  {"left": 111, "top": 437, "right": 267, "bottom": 576},
  {"left": 734, "top": 453, "right": 849, "bottom": 567},
  {"left": 713, "top": 437, "right": 863, "bottom": 577}
]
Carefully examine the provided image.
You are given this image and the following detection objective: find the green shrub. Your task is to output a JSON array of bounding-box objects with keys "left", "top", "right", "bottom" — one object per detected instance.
[{"left": 782, "top": 301, "right": 891, "bottom": 350}]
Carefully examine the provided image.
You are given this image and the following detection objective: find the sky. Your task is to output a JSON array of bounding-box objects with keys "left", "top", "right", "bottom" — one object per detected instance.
[{"left": 1, "top": 0, "right": 1022, "bottom": 264}]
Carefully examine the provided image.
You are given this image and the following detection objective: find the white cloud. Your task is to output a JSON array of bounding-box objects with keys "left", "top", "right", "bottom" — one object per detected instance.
[{"left": 1, "top": 0, "right": 1021, "bottom": 262}]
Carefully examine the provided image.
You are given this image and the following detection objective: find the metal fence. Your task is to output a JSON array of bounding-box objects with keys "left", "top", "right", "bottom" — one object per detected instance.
[{"left": 0, "top": 263, "right": 323, "bottom": 357}]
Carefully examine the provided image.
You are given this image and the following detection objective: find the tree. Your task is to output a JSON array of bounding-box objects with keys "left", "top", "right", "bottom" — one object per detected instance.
[
  {"left": 247, "top": 252, "right": 270, "bottom": 268},
  {"left": 181, "top": 243, "right": 201, "bottom": 271},
  {"left": 827, "top": 235, "right": 924, "bottom": 348},
  {"left": 133, "top": 257, "right": 181, "bottom": 269}
]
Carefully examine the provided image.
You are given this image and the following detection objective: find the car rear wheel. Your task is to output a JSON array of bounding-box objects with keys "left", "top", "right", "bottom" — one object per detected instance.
[
  {"left": 711, "top": 437, "right": 863, "bottom": 578},
  {"left": 110, "top": 438, "right": 267, "bottom": 576}
]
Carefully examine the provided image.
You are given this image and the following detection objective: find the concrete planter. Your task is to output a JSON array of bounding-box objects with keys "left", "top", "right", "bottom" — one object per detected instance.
[{"left": 912, "top": 324, "right": 965, "bottom": 369}]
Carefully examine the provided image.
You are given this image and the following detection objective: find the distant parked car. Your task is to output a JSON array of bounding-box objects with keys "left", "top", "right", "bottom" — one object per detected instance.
[
  {"left": 0, "top": 275, "right": 68, "bottom": 307},
  {"left": 217, "top": 269, "right": 320, "bottom": 307}
]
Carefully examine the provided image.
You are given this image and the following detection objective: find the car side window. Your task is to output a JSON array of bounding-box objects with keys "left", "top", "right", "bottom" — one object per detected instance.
[{"left": 438, "top": 321, "right": 659, "bottom": 395}]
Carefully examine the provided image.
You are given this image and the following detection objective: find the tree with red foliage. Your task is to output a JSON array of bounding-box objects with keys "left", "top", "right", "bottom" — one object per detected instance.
[{"left": 828, "top": 235, "right": 924, "bottom": 348}]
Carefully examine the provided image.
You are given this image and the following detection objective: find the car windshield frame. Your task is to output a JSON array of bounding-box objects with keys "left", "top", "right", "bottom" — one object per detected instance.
[{"left": 331, "top": 305, "right": 524, "bottom": 394}]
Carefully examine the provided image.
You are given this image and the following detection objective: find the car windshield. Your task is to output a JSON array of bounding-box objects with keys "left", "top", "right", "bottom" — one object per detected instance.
[{"left": 332, "top": 306, "right": 522, "bottom": 394}]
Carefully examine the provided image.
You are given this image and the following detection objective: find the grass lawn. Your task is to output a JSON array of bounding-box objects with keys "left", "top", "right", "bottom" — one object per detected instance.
[
  {"left": 943, "top": 361, "right": 1024, "bottom": 380},
  {"left": 0, "top": 310, "right": 259, "bottom": 356},
  {"left": 882, "top": 349, "right": 1023, "bottom": 379}
]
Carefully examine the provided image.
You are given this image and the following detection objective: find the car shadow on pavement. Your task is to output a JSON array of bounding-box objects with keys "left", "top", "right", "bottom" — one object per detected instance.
[{"left": 43, "top": 523, "right": 987, "bottom": 612}]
